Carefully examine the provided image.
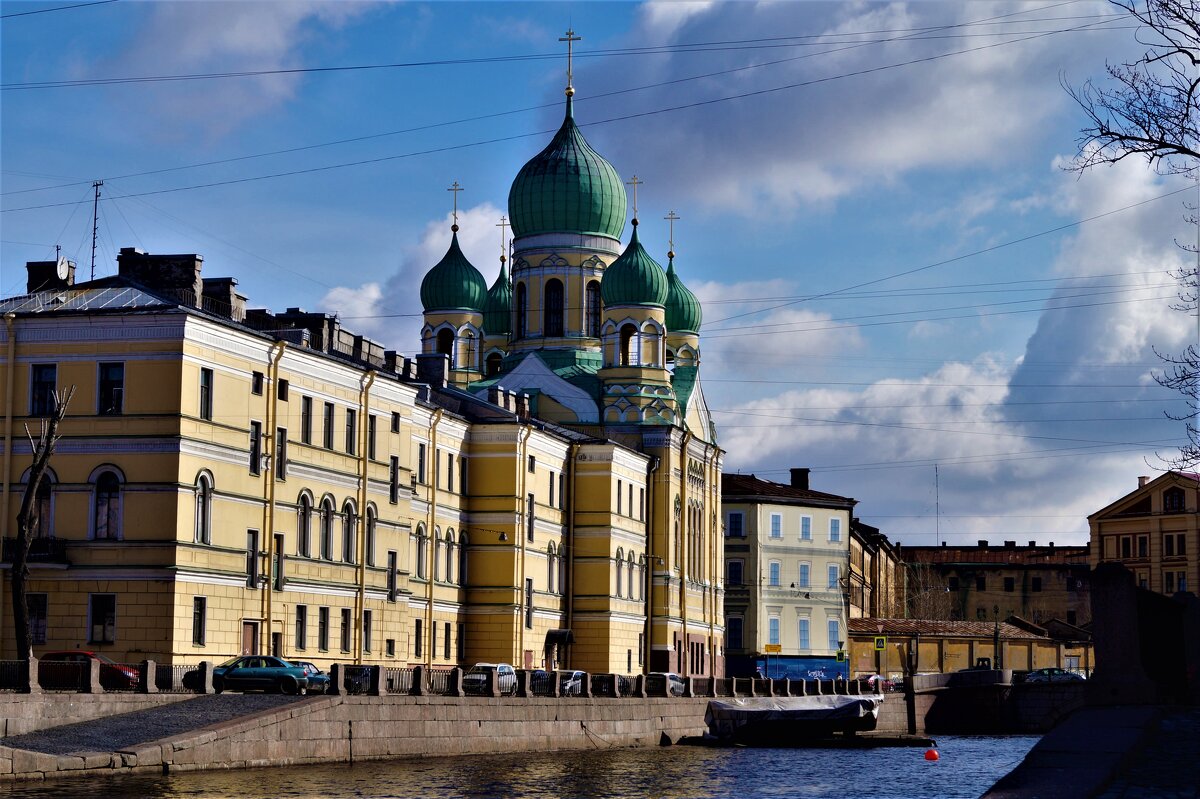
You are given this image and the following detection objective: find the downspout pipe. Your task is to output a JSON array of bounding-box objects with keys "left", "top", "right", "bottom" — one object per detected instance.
[
  {"left": 354, "top": 370, "right": 375, "bottom": 663},
  {"left": 678, "top": 430, "right": 692, "bottom": 676},
  {"left": 643, "top": 454, "right": 660, "bottom": 673},
  {"left": 516, "top": 423, "right": 532, "bottom": 666},
  {"left": 262, "top": 340, "right": 285, "bottom": 653},
  {"left": 707, "top": 443, "right": 719, "bottom": 677},
  {"left": 565, "top": 441, "right": 578, "bottom": 667},
  {"left": 2, "top": 314, "right": 16, "bottom": 540},
  {"left": 425, "top": 407, "right": 443, "bottom": 669}
]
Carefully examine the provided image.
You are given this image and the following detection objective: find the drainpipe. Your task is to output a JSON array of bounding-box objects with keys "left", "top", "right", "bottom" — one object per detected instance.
[
  {"left": 354, "top": 370, "right": 375, "bottom": 663},
  {"left": 565, "top": 441, "right": 579, "bottom": 668},
  {"left": 643, "top": 454, "right": 660, "bottom": 673},
  {"left": 425, "top": 407, "right": 442, "bottom": 669},
  {"left": 516, "top": 423, "right": 532, "bottom": 666},
  {"left": 262, "top": 341, "right": 285, "bottom": 654},
  {"left": 678, "top": 430, "right": 692, "bottom": 676},
  {"left": 2, "top": 314, "right": 16, "bottom": 541},
  {"left": 707, "top": 442, "right": 719, "bottom": 677}
]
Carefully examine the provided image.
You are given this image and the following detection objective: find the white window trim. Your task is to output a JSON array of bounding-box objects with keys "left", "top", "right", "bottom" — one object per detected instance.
[
  {"left": 769, "top": 512, "right": 783, "bottom": 539},
  {"left": 768, "top": 559, "right": 781, "bottom": 587},
  {"left": 800, "top": 515, "right": 813, "bottom": 541}
]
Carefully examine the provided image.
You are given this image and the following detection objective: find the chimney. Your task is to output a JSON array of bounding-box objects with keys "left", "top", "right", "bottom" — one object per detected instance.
[
  {"left": 1004, "top": 540, "right": 1017, "bottom": 549},
  {"left": 1028, "top": 540, "right": 1036, "bottom": 548},
  {"left": 26, "top": 259, "right": 76, "bottom": 294},
  {"left": 1138, "top": 475, "right": 1151, "bottom": 487},
  {"left": 941, "top": 541, "right": 947, "bottom": 547},
  {"left": 790, "top": 468, "right": 810, "bottom": 490},
  {"left": 487, "top": 386, "right": 502, "bottom": 407},
  {"left": 117, "top": 247, "right": 203, "bottom": 304},
  {"left": 1048, "top": 542, "right": 1055, "bottom": 549},
  {"left": 977, "top": 539, "right": 989, "bottom": 548},
  {"left": 415, "top": 353, "right": 449, "bottom": 389},
  {"left": 200, "top": 277, "right": 245, "bottom": 321}
]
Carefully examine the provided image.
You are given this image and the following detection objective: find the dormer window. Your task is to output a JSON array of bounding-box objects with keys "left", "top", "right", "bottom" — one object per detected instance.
[{"left": 1164, "top": 487, "right": 1185, "bottom": 513}]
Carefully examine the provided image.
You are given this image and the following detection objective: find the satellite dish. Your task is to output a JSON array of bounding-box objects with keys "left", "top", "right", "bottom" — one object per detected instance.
[{"left": 56, "top": 256, "right": 69, "bottom": 280}]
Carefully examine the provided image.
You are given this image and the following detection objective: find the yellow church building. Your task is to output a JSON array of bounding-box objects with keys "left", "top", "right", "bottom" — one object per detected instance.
[{"left": 1, "top": 60, "right": 724, "bottom": 678}]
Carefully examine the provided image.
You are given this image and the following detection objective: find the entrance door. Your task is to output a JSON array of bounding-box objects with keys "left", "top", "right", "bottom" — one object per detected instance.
[
  {"left": 271, "top": 632, "right": 283, "bottom": 658},
  {"left": 242, "top": 621, "right": 259, "bottom": 655}
]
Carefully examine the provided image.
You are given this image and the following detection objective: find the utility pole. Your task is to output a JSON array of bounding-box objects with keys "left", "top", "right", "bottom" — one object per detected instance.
[{"left": 90, "top": 180, "right": 103, "bottom": 280}]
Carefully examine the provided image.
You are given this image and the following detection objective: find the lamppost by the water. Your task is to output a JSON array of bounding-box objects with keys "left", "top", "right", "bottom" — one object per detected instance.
[{"left": 993, "top": 604, "right": 1002, "bottom": 670}]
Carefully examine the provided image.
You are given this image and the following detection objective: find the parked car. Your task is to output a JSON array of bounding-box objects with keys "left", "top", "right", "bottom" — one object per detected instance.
[
  {"left": 183, "top": 655, "right": 309, "bottom": 694},
  {"left": 1025, "top": 667, "right": 1085, "bottom": 683},
  {"left": 558, "top": 670, "right": 585, "bottom": 696},
  {"left": 648, "top": 671, "right": 686, "bottom": 696},
  {"left": 39, "top": 650, "right": 140, "bottom": 691},
  {"left": 462, "top": 663, "right": 516, "bottom": 695},
  {"left": 292, "top": 661, "right": 330, "bottom": 694}
]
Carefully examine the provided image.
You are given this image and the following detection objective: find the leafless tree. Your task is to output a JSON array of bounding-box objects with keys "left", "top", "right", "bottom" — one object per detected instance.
[
  {"left": 902, "top": 563, "right": 957, "bottom": 620},
  {"left": 11, "top": 387, "right": 73, "bottom": 660}
]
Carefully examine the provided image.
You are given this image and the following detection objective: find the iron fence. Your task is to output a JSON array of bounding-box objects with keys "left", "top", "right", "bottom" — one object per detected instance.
[
  {"left": 0, "top": 660, "right": 28, "bottom": 691},
  {"left": 616, "top": 675, "right": 636, "bottom": 697},
  {"left": 427, "top": 668, "right": 455, "bottom": 696},
  {"left": 155, "top": 664, "right": 197, "bottom": 693},
  {"left": 529, "top": 670, "right": 556, "bottom": 696},
  {"left": 692, "top": 676, "right": 712, "bottom": 696},
  {"left": 714, "top": 677, "right": 734, "bottom": 697},
  {"left": 342, "top": 665, "right": 374, "bottom": 695},
  {"left": 383, "top": 667, "right": 413, "bottom": 695},
  {"left": 103, "top": 663, "right": 142, "bottom": 692},
  {"left": 589, "top": 674, "right": 615, "bottom": 697},
  {"left": 38, "top": 661, "right": 87, "bottom": 691}
]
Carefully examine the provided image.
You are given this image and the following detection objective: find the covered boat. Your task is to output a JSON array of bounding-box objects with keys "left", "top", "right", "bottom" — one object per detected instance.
[{"left": 705, "top": 695, "right": 884, "bottom": 745}]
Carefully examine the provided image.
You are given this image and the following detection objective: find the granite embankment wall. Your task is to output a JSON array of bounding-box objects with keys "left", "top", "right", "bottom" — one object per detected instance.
[
  {"left": 1, "top": 694, "right": 712, "bottom": 782},
  {"left": 0, "top": 693, "right": 194, "bottom": 737}
]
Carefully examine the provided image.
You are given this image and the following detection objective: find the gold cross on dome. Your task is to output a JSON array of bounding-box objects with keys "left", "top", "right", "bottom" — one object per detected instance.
[
  {"left": 626, "top": 175, "right": 643, "bottom": 219},
  {"left": 559, "top": 28, "right": 581, "bottom": 92},
  {"left": 447, "top": 181, "right": 463, "bottom": 225},
  {"left": 665, "top": 210, "right": 680, "bottom": 252},
  {"left": 497, "top": 215, "right": 509, "bottom": 261}
]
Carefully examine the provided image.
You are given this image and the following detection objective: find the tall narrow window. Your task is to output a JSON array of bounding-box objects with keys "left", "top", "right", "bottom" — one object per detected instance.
[
  {"left": 387, "top": 550, "right": 398, "bottom": 602},
  {"left": 320, "top": 499, "right": 334, "bottom": 560},
  {"left": 460, "top": 456, "right": 468, "bottom": 495},
  {"left": 544, "top": 278, "right": 564, "bottom": 337},
  {"left": 617, "top": 480, "right": 623, "bottom": 515},
  {"left": 28, "top": 594, "right": 48, "bottom": 645},
  {"left": 827, "top": 619, "right": 841, "bottom": 650},
  {"left": 391, "top": 411, "right": 401, "bottom": 433},
  {"left": 548, "top": 543, "right": 557, "bottom": 593},
  {"left": 365, "top": 509, "right": 376, "bottom": 567},
  {"left": 515, "top": 283, "right": 527, "bottom": 339},
  {"left": 801, "top": 516, "right": 812, "bottom": 541},
  {"left": 446, "top": 451, "right": 454, "bottom": 493},
  {"left": 300, "top": 396, "right": 313, "bottom": 444},
  {"left": 418, "top": 443, "right": 427, "bottom": 484},
  {"left": 198, "top": 368, "right": 213, "bottom": 420},
  {"left": 798, "top": 618, "right": 810, "bottom": 650},
  {"left": 192, "top": 597, "right": 207, "bottom": 646},
  {"left": 93, "top": 471, "right": 121, "bottom": 540},
  {"left": 275, "top": 428, "right": 288, "bottom": 480},
  {"left": 586, "top": 281, "right": 601, "bottom": 337},
  {"left": 616, "top": 549, "right": 625, "bottom": 598},
  {"left": 457, "top": 622, "right": 465, "bottom": 661},
  {"left": 340, "top": 608, "right": 352, "bottom": 653},
  {"left": 414, "top": 619, "right": 423, "bottom": 658},
  {"left": 273, "top": 533, "right": 285, "bottom": 591},
  {"left": 443, "top": 621, "right": 451, "bottom": 660},
  {"left": 297, "top": 495, "right": 312, "bottom": 557},
  {"left": 436, "top": 328, "right": 454, "bottom": 364},
  {"left": 276, "top": 379, "right": 289, "bottom": 401},
  {"left": 98, "top": 362, "right": 124, "bottom": 415},
  {"left": 30, "top": 364, "right": 57, "bottom": 416},
  {"left": 246, "top": 530, "right": 260, "bottom": 588},
  {"left": 249, "top": 421, "right": 262, "bottom": 475},
  {"left": 458, "top": 533, "right": 469, "bottom": 586},
  {"left": 770, "top": 514, "right": 782, "bottom": 539},
  {"left": 251, "top": 371, "right": 264, "bottom": 395},
  {"left": 194, "top": 474, "right": 213, "bottom": 544},
  {"left": 345, "top": 409, "right": 357, "bottom": 454},
  {"left": 34, "top": 480, "right": 52, "bottom": 538},
  {"left": 295, "top": 605, "right": 307, "bottom": 650},
  {"left": 444, "top": 532, "right": 455, "bottom": 583},
  {"left": 89, "top": 594, "right": 116, "bottom": 644},
  {"left": 342, "top": 503, "right": 357, "bottom": 564},
  {"left": 829, "top": 518, "right": 842, "bottom": 542},
  {"left": 525, "top": 577, "right": 534, "bottom": 629},
  {"left": 727, "top": 616, "right": 743, "bottom": 650},
  {"left": 323, "top": 402, "right": 335, "bottom": 449},
  {"left": 416, "top": 528, "right": 427, "bottom": 579},
  {"left": 827, "top": 564, "right": 839, "bottom": 589},
  {"left": 799, "top": 562, "right": 811, "bottom": 589},
  {"left": 559, "top": 474, "right": 566, "bottom": 510},
  {"left": 389, "top": 456, "right": 400, "bottom": 503},
  {"left": 368, "top": 415, "right": 377, "bottom": 460},
  {"left": 527, "top": 493, "right": 535, "bottom": 541},
  {"left": 318, "top": 607, "right": 330, "bottom": 651},
  {"left": 769, "top": 561, "right": 781, "bottom": 586},
  {"left": 364, "top": 610, "right": 373, "bottom": 653},
  {"left": 769, "top": 616, "right": 780, "bottom": 646},
  {"left": 619, "top": 324, "right": 637, "bottom": 366},
  {"left": 431, "top": 619, "right": 438, "bottom": 657}
]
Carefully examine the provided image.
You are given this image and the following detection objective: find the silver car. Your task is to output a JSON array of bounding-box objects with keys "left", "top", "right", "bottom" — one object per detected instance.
[{"left": 463, "top": 663, "right": 517, "bottom": 695}]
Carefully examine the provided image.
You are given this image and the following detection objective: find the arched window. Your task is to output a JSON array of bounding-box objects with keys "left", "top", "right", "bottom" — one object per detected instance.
[
  {"left": 194, "top": 473, "right": 213, "bottom": 544},
  {"left": 586, "top": 281, "right": 601, "bottom": 337},
  {"left": 434, "top": 529, "right": 444, "bottom": 581},
  {"left": 515, "top": 282, "right": 527, "bottom": 339},
  {"left": 627, "top": 552, "right": 636, "bottom": 599},
  {"left": 320, "top": 499, "right": 334, "bottom": 560},
  {"left": 436, "top": 329, "right": 455, "bottom": 366},
  {"left": 34, "top": 475, "right": 54, "bottom": 539},
  {"left": 297, "top": 494, "right": 312, "bottom": 557},
  {"left": 445, "top": 530, "right": 456, "bottom": 584},
  {"left": 416, "top": 525, "right": 428, "bottom": 579},
  {"left": 486, "top": 352, "right": 503, "bottom": 376},
  {"left": 93, "top": 471, "right": 121, "bottom": 540},
  {"left": 619, "top": 324, "right": 638, "bottom": 366},
  {"left": 462, "top": 331, "right": 475, "bottom": 372},
  {"left": 458, "top": 532, "right": 469, "bottom": 586},
  {"left": 365, "top": 507, "right": 377, "bottom": 566},
  {"left": 638, "top": 555, "right": 647, "bottom": 601},
  {"left": 548, "top": 542, "right": 557, "bottom": 594},
  {"left": 342, "top": 502, "right": 357, "bottom": 563},
  {"left": 615, "top": 548, "right": 625, "bottom": 598},
  {"left": 544, "top": 279, "right": 564, "bottom": 337},
  {"left": 1164, "top": 487, "right": 1186, "bottom": 512}
]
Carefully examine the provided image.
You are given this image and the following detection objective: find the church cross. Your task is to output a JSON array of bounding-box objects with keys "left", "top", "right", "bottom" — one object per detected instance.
[
  {"left": 626, "top": 175, "right": 643, "bottom": 219},
  {"left": 497, "top": 215, "right": 510, "bottom": 262},
  {"left": 447, "top": 181, "right": 463, "bottom": 226},
  {"left": 665, "top": 210, "right": 680, "bottom": 254},
  {"left": 559, "top": 29, "right": 581, "bottom": 92}
]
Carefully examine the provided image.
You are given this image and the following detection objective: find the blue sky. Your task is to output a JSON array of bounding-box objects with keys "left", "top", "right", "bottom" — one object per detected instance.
[{"left": 3, "top": 1, "right": 1196, "bottom": 546}]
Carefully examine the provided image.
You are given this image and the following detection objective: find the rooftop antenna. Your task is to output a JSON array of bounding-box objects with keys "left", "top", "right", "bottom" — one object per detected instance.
[
  {"left": 90, "top": 180, "right": 103, "bottom": 280},
  {"left": 447, "top": 181, "right": 463, "bottom": 231},
  {"left": 934, "top": 464, "right": 940, "bottom": 546},
  {"left": 559, "top": 28, "right": 581, "bottom": 97}
]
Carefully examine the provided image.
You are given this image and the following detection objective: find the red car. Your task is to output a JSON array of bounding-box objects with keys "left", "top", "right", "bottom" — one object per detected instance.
[{"left": 39, "top": 650, "right": 140, "bottom": 691}]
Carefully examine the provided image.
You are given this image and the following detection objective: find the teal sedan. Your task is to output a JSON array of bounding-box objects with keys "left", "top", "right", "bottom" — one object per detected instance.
[{"left": 185, "top": 656, "right": 309, "bottom": 694}]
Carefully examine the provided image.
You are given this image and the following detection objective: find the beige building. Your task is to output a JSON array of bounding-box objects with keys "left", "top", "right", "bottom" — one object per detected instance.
[
  {"left": 1089, "top": 471, "right": 1199, "bottom": 595},
  {"left": 722, "top": 469, "right": 853, "bottom": 679},
  {"left": 849, "top": 519, "right": 902, "bottom": 619}
]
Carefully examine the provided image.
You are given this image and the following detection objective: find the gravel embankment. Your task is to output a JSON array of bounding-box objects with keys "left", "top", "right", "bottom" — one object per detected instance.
[{"left": 2, "top": 694, "right": 309, "bottom": 755}]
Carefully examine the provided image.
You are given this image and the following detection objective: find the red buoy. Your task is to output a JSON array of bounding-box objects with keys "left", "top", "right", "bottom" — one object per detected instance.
[{"left": 924, "top": 748, "right": 940, "bottom": 761}]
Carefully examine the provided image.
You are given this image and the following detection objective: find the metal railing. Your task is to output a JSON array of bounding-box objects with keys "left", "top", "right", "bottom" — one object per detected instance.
[
  {"left": 529, "top": 670, "right": 556, "bottom": 696},
  {"left": 1, "top": 537, "right": 68, "bottom": 564},
  {"left": 692, "top": 677, "right": 713, "bottom": 696},
  {"left": 103, "top": 663, "right": 141, "bottom": 692},
  {"left": 342, "top": 665, "right": 374, "bottom": 695},
  {"left": 383, "top": 667, "right": 413, "bottom": 694},
  {"left": 38, "top": 661, "right": 88, "bottom": 691},
  {"left": 0, "top": 660, "right": 28, "bottom": 691},
  {"left": 154, "top": 664, "right": 196, "bottom": 693},
  {"left": 589, "top": 674, "right": 615, "bottom": 697},
  {"left": 427, "top": 668, "right": 455, "bottom": 696}
]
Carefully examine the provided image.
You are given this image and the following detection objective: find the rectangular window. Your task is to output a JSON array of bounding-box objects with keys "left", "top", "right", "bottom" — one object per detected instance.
[
  {"left": 727, "top": 617, "right": 743, "bottom": 650},
  {"left": 769, "top": 561, "right": 781, "bottom": 586},
  {"left": 829, "top": 518, "right": 842, "bottom": 542},
  {"left": 800, "top": 516, "right": 812, "bottom": 540},
  {"left": 387, "top": 550, "right": 398, "bottom": 601},
  {"left": 1120, "top": 536, "right": 1132, "bottom": 559},
  {"left": 799, "top": 563, "right": 811, "bottom": 589},
  {"left": 275, "top": 428, "right": 288, "bottom": 480},
  {"left": 30, "top": 363, "right": 57, "bottom": 416},
  {"left": 389, "top": 456, "right": 400, "bottom": 504},
  {"left": 368, "top": 415, "right": 377, "bottom": 460},
  {"left": 639, "top": 487, "right": 644, "bottom": 519},
  {"left": 273, "top": 533, "right": 285, "bottom": 591},
  {"left": 192, "top": 597, "right": 207, "bottom": 646},
  {"left": 727, "top": 512, "right": 744, "bottom": 538},
  {"left": 1165, "top": 570, "right": 1177, "bottom": 593},
  {"left": 251, "top": 371, "right": 264, "bottom": 395},
  {"left": 28, "top": 594, "right": 47, "bottom": 645},
  {"left": 391, "top": 411, "right": 400, "bottom": 433},
  {"left": 414, "top": 619, "right": 423, "bottom": 658},
  {"left": 295, "top": 605, "right": 307, "bottom": 650},
  {"left": 628, "top": 483, "right": 634, "bottom": 519},
  {"left": 363, "top": 610, "right": 373, "bottom": 653},
  {"left": 1137, "top": 535, "right": 1149, "bottom": 558},
  {"left": 559, "top": 473, "right": 566, "bottom": 510},
  {"left": 525, "top": 578, "right": 534, "bottom": 629},
  {"left": 300, "top": 396, "right": 313, "bottom": 445},
  {"left": 443, "top": 621, "right": 450, "bottom": 660},
  {"left": 276, "top": 378, "right": 288, "bottom": 401},
  {"left": 345, "top": 409, "right": 357, "bottom": 454},
  {"left": 549, "top": 471, "right": 555, "bottom": 508},
  {"left": 727, "top": 560, "right": 743, "bottom": 585},
  {"left": 246, "top": 530, "right": 260, "bottom": 588},
  {"left": 98, "top": 362, "right": 124, "bottom": 415},
  {"left": 1165, "top": 534, "right": 1176, "bottom": 557},
  {"left": 617, "top": 480, "right": 623, "bottom": 515},
  {"left": 827, "top": 564, "right": 839, "bottom": 589},
  {"left": 768, "top": 616, "right": 780, "bottom": 646},
  {"left": 828, "top": 619, "right": 840, "bottom": 650},
  {"left": 318, "top": 607, "right": 330, "bottom": 651},
  {"left": 456, "top": 622, "right": 465, "bottom": 661},
  {"left": 527, "top": 494, "right": 535, "bottom": 542},
  {"left": 1031, "top": 577, "right": 1043, "bottom": 593},
  {"left": 323, "top": 403, "right": 335, "bottom": 449},
  {"left": 460, "top": 456, "right": 467, "bottom": 495},
  {"left": 1004, "top": 577, "right": 1015, "bottom": 593},
  {"left": 431, "top": 621, "right": 438, "bottom": 660},
  {"left": 386, "top": 639, "right": 396, "bottom": 658},
  {"left": 446, "top": 451, "right": 454, "bottom": 493},
  {"left": 198, "top": 368, "right": 213, "bottom": 421},
  {"left": 528, "top": 455, "right": 536, "bottom": 473},
  {"left": 89, "top": 594, "right": 117, "bottom": 644},
  {"left": 770, "top": 514, "right": 782, "bottom": 539},
  {"left": 418, "top": 443, "right": 427, "bottom": 484},
  {"left": 976, "top": 575, "right": 986, "bottom": 591},
  {"left": 948, "top": 576, "right": 960, "bottom": 591},
  {"left": 249, "top": 421, "right": 262, "bottom": 475},
  {"left": 798, "top": 618, "right": 810, "bottom": 650}
]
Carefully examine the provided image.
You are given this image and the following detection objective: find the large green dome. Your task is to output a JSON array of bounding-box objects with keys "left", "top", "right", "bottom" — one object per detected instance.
[
  {"left": 601, "top": 222, "right": 667, "bottom": 307},
  {"left": 420, "top": 229, "right": 487, "bottom": 313},
  {"left": 508, "top": 98, "right": 627, "bottom": 239},
  {"left": 482, "top": 261, "right": 512, "bottom": 335},
  {"left": 664, "top": 256, "right": 702, "bottom": 333}
]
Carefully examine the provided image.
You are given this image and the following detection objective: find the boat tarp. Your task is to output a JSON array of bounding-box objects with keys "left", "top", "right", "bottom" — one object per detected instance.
[{"left": 705, "top": 695, "right": 883, "bottom": 739}]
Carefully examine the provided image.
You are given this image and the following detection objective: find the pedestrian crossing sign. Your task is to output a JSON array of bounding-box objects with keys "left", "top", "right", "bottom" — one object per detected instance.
[{"left": 873, "top": 636, "right": 887, "bottom": 651}]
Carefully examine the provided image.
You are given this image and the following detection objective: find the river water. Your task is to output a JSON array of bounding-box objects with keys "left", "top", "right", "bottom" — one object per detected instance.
[{"left": 5, "top": 736, "right": 1037, "bottom": 799}]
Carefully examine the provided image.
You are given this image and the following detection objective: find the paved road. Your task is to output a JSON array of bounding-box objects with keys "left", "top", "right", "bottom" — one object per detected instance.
[
  {"left": 1093, "top": 708, "right": 1200, "bottom": 799},
  {"left": 1, "top": 694, "right": 309, "bottom": 756}
]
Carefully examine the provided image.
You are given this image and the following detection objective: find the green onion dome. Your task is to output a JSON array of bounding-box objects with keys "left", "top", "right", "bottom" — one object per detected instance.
[
  {"left": 420, "top": 227, "right": 487, "bottom": 313},
  {"left": 482, "top": 261, "right": 512, "bottom": 335},
  {"left": 601, "top": 220, "right": 668, "bottom": 307},
  {"left": 508, "top": 98, "right": 627, "bottom": 239},
  {"left": 664, "top": 255, "right": 702, "bottom": 333}
]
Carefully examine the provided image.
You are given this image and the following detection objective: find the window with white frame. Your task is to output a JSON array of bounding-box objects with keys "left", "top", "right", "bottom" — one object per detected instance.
[
  {"left": 769, "top": 513, "right": 782, "bottom": 539},
  {"left": 93, "top": 471, "right": 121, "bottom": 540},
  {"left": 827, "top": 618, "right": 841, "bottom": 650},
  {"left": 194, "top": 473, "right": 213, "bottom": 544},
  {"left": 727, "top": 512, "right": 744, "bottom": 537},
  {"left": 798, "top": 617, "right": 810, "bottom": 650},
  {"left": 89, "top": 593, "right": 116, "bottom": 643},
  {"left": 800, "top": 516, "right": 812, "bottom": 541},
  {"left": 768, "top": 560, "right": 781, "bottom": 586},
  {"left": 829, "top": 517, "right": 842, "bottom": 542},
  {"left": 827, "top": 563, "right": 840, "bottom": 589},
  {"left": 768, "top": 616, "right": 780, "bottom": 646},
  {"left": 798, "top": 562, "right": 811, "bottom": 589}
]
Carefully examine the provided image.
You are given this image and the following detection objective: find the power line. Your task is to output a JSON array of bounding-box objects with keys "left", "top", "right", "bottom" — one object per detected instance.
[{"left": 0, "top": 0, "right": 116, "bottom": 20}]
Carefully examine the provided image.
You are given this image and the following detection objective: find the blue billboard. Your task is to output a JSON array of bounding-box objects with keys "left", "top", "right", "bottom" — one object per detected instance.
[{"left": 755, "top": 656, "right": 849, "bottom": 681}]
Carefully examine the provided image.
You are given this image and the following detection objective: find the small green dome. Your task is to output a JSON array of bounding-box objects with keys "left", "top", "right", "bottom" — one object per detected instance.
[
  {"left": 420, "top": 229, "right": 487, "bottom": 313},
  {"left": 482, "top": 261, "right": 512, "bottom": 335},
  {"left": 508, "top": 98, "right": 627, "bottom": 239},
  {"left": 665, "top": 256, "right": 702, "bottom": 333},
  {"left": 601, "top": 222, "right": 667, "bottom": 307}
]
